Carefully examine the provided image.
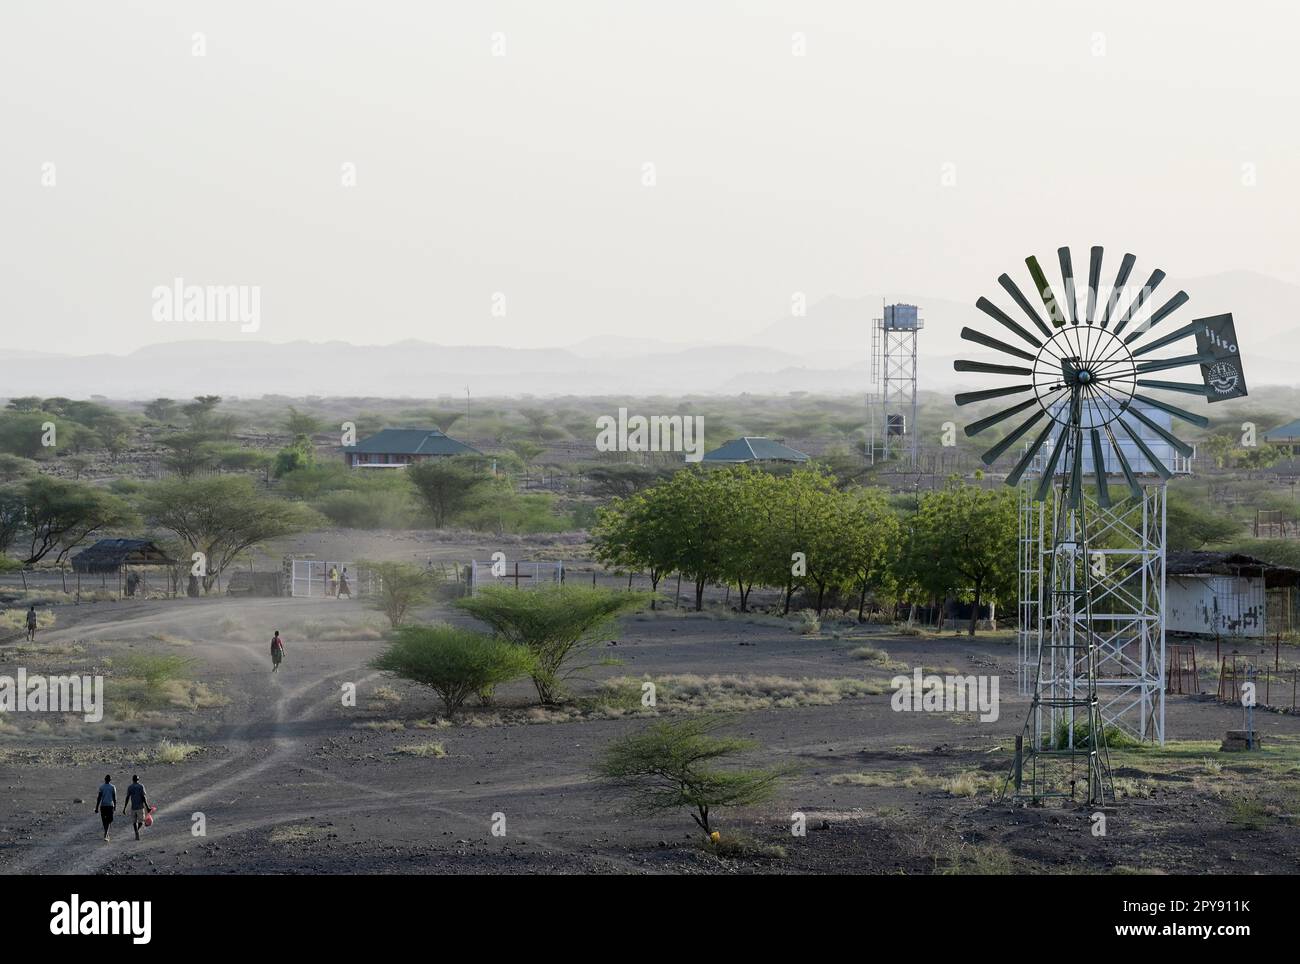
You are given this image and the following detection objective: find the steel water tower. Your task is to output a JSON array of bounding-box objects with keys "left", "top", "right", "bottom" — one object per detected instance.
[{"left": 870, "top": 303, "right": 923, "bottom": 465}]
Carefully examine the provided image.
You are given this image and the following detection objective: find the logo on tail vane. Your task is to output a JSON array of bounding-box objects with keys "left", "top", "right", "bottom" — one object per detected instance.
[{"left": 1194, "top": 313, "right": 1248, "bottom": 402}]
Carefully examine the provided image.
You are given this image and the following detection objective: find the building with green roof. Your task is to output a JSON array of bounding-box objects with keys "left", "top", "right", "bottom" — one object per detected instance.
[
  {"left": 700, "top": 436, "right": 810, "bottom": 464},
  {"left": 343, "top": 428, "right": 481, "bottom": 468}
]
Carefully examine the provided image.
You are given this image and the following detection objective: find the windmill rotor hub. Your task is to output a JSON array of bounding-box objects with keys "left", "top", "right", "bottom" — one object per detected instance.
[{"left": 1032, "top": 326, "right": 1136, "bottom": 429}]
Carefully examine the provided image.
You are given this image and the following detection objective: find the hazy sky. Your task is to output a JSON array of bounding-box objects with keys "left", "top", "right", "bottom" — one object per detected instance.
[{"left": 2, "top": 1, "right": 1297, "bottom": 356}]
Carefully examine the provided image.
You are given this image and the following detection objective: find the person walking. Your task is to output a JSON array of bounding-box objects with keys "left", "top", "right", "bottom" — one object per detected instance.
[
  {"left": 94, "top": 774, "right": 117, "bottom": 842},
  {"left": 271, "top": 630, "right": 285, "bottom": 673},
  {"left": 337, "top": 567, "right": 352, "bottom": 599},
  {"left": 327, "top": 565, "right": 338, "bottom": 597},
  {"left": 125, "top": 775, "right": 150, "bottom": 840},
  {"left": 25, "top": 606, "right": 38, "bottom": 641}
]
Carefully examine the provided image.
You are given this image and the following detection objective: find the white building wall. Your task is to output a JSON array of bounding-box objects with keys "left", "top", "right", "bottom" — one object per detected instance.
[{"left": 1167, "top": 574, "right": 1267, "bottom": 637}]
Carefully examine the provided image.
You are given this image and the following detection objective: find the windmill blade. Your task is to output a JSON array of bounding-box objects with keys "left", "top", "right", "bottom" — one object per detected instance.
[
  {"left": 1132, "top": 320, "right": 1197, "bottom": 357},
  {"left": 1125, "top": 399, "right": 1204, "bottom": 448},
  {"left": 979, "top": 407, "right": 1047, "bottom": 463},
  {"left": 1116, "top": 417, "right": 1174, "bottom": 479},
  {"left": 1111, "top": 269, "right": 1166, "bottom": 337},
  {"left": 1006, "top": 421, "right": 1056, "bottom": 488},
  {"left": 1099, "top": 252, "right": 1137, "bottom": 328},
  {"left": 1034, "top": 424, "right": 1071, "bottom": 501},
  {"left": 976, "top": 296, "right": 1043, "bottom": 348},
  {"left": 1058, "top": 247, "right": 1079, "bottom": 325},
  {"left": 964, "top": 396, "right": 1040, "bottom": 437},
  {"left": 1085, "top": 246, "right": 1103, "bottom": 324},
  {"left": 1134, "top": 352, "right": 1214, "bottom": 375},
  {"left": 1131, "top": 392, "right": 1209, "bottom": 429},
  {"left": 1105, "top": 425, "right": 1145, "bottom": 500},
  {"left": 960, "top": 326, "right": 1037, "bottom": 362},
  {"left": 1123, "top": 290, "right": 1188, "bottom": 344},
  {"left": 955, "top": 384, "right": 1035, "bottom": 406},
  {"left": 1026, "top": 255, "right": 1067, "bottom": 326},
  {"left": 1135, "top": 378, "right": 1210, "bottom": 397},
  {"left": 1089, "top": 428, "right": 1111, "bottom": 507},
  {"left": 954, "top": 359, "right": 1033, "bottom": 376},
  {"left": 998, "top": 274, "right": 1055, "bottom": 340}
]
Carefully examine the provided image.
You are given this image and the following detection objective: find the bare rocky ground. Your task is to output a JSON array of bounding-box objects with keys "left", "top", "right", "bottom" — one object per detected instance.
[{"left": 2, "top": 591, "right": 1299, "bottom": 876}]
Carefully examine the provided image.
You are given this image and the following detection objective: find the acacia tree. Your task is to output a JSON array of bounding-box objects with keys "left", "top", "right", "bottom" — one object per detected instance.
[
  {"left": 371, "top": 624, "right": 534, "bottom": 717},
  {"left": 597, "top": 715, "right": 788, "bottom": 837},
  {"left": 158, "top": 431, "right": 220, "bottom": 478},
  {"left": 407, "top": 457, "right": 491, "bottom": 528},
  {"left": 457, "top": 584, "right": 650, "bottom": 703},
  {"left": 362, "top": 560, "right": 441, "bottom": 627},
  {"left": 144, "top": 398, "right": 179, "bottom": 423},
  {"left": 283, "top": 406, "right": 323, "bottom": 437},
  {"left": 915, "top": 478, "right": 1017, "bottom": 635},
  {"left": 19, "top": 477, "right": 135, "bottom": 565},
  {"left": 143, "top": 476, "right": 311, "bottom": 593}
]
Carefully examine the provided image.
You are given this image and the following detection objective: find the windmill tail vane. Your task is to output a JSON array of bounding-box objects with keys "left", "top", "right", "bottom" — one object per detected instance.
[{"left": 955, "top": 245, "right": 1249, "bottom": 501}]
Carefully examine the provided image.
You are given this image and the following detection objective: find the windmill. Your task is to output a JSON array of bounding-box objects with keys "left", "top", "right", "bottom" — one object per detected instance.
[{"left": 954, "top": 245, "right": 1247, "bottom": 806}]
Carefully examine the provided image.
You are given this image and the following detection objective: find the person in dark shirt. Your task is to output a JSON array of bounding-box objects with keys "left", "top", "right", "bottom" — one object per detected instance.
[
  {"left": 26, "top": 606, "right": 38, "bottom": 641},
  {"left": 94, "top": 774, "right": 116, "bottom": 842},
  {"left": 271, "top": 630, "right": 285, "bottom": 673},
  {"left": 125, "top": 775, "right": 150, "bottom": 840}
]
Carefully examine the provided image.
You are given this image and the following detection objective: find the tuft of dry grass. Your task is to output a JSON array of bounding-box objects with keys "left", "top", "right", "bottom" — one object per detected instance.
[
  {"left": 392, "top": 742, "right": 446, "bottom": 758},
  {"left": 133, "top": 738, "right": 202, "bottom": 764},
  {"left": 606, "top": 673, "right": 885, "bottom": 713},
  {"left": 269, "top": 824, "right": 329, "bottom": 845},
  {"left": 353, "top": 719, "right": 406, "bottom": 731}
]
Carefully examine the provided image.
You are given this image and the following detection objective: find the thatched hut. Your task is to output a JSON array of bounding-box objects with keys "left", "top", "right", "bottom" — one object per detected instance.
[{"left": 70, "top": 538, "right": 178, "bottom": 598}]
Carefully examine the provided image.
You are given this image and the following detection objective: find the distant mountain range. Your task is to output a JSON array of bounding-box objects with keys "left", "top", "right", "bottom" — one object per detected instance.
[{"left": 2, "top": 271, "right": 1294, "bottom": 398}]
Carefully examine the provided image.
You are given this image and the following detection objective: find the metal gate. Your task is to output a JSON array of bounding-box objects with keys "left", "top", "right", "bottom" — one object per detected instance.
[
  {"left": 469, "top": 559, "right": 564, "bottom": 595},
  {"left": 290, "top": 560, "right": 378, "bottom": 598}
]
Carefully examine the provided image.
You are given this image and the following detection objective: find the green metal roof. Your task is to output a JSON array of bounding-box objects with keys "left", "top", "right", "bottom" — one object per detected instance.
[
  {"left": 1264, "top": 419, "right": 1300, "bottom": 442},
  {"left": 344, "top": 428, "right": 481, "bottom": 457},
  {"left": 701, "top": 437, "right": 810, "bottom": 463}
]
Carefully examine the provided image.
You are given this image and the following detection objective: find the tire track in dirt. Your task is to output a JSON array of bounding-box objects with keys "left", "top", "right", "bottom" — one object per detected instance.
[{"left": 12, "top": 620, "right": 371, "bottom": 874}]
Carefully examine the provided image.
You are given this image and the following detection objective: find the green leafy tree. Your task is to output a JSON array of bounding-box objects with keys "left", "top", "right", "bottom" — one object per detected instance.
[
  {"left": 0, "top": 411, "right": 69, "bottom": 459},
  {"left": 0, "top": 454, "right": 38, "bottom": 483},
  {"left": 0, "top": 486, "right": 25, "bottom": 555},
  {"left": 273, "top": 434, "right": 317, "bottom": 478},
  {"left": 457, "top": 584, "right": 649, "bottom": 703},
  {"left": 18, "top": 476, "right": 135, "bottom": 565},
  {"left": 597, "top": 715, "right": 789, "bottom": 837},
  {"left": 159, "top": 431, "right": 221, "bottom": 478},
  {"left": 284, "top": 406, "right": 324, "bottom": 437},
  {"left": 362, "top": 560, "right": 441, "bottom": 627},
  {"left": 407, "top": 457, "right": 492, "bottom": 528},
  {"left": 914, "top": 478, "right": 1018, "bottom": 635},
  {"left": 593, "top": 489, "right": 678, "bottom": 606},
  {"left": 1166, "top": 489, "right": 1241, "bottom": 550},
  {"left": 641, "top": 468, "right": 729, "bottom": 611},
  {"left": 142, "top": 476, "right": 311, "bottom": 592},
  {"left": 711, "top": 467, "right": 778, "bottom": 613},
  {"left": 143, "top": 398, "right": 179, "bottom": 423},
  {"left": 371, "top": 624, "right": 534, "bottom": 717},
  {"left": 183, "top": 395, "right": 223, "bottom": 429},
  {"left": 837, "top": 487, "right": 901, "bottom": 621},
  {"left": 584, "top": 463, "right": 671, "bottom": 499}
]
